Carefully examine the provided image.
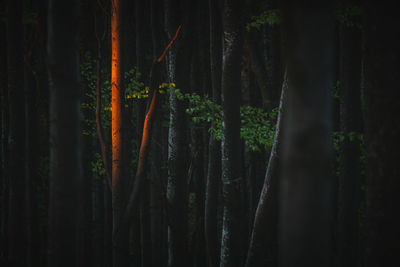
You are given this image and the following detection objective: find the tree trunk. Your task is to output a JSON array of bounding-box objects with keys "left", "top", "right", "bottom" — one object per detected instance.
[
  {"left": 47, "top": 0, "right": 83, "bottom": 266},
  {"left": 7, "top": 0, "right": 27, "bottom": 265},
  {"left": 336, "top": 18, "right": 362, "bottom": 267},
  {"left": 164, "top": 1, "right": 191, "bottom": 266},
  {"left": 150, "top": 0, "right": 166, "bottom": 266},
  {"left": 363, "top": 6, "right": 400, "bottom": 267},
  {"left": 279, "top": 6, "right": 335, "bottom": 267},
  {"left": 219, "top": 1, "right": 244, "bottom": 266},
  {"left": 24, "top": 60, "right": 41, "bottom": 267},
  {"left": 245, "top": 73, "right": 287, "bottom": 267},
  {"left": 111, "top": 0, "right": 129, "bottom": 265},
  {"left": 0, "top": 18, "right": 8, "bottom": 267},
  {"left": 205, "top": 1, "right": 222, "bottom": 266}
]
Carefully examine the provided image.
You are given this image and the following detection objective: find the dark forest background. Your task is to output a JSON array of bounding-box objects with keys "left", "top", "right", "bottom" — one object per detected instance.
[{"left": 1, "top": 0, "right": 399, "bottom": 267}]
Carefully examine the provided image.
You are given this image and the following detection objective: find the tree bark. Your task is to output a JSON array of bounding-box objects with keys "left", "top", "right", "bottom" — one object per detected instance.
[
  {"left": 150, "top": 0, "right": 166, "bottom": 266},
  {"left": 47, "top": 0, "right": 83, "bottom": 266},
  {"left": 163, "top": 1, "right": 191, "bottom": 266},
  {"left": 337, "top": 18, "right": 362, "bottom": 267},
  {"left": 205, "top": 1, "right": 223, "bottom": 266},
  {"left": 363, "top": 6, "right": 400, "bottom": 267},
  {"left": 110, "top": 0, "right": 130, "bottom": 265},
  {"left": 0, "top": 18, "right": 8, "bottom": 267},
  {"left": 219, "top": 1, "right": 244, "bottom": 266},
  {"left": 279, "top": 6, "right": 335, "bottom": 267},
  {"left": 245, "top": 73, "right": 287, "bottom": 267},
  {"left": 7, "top": 0, "right": 27, "bottom": 265}
]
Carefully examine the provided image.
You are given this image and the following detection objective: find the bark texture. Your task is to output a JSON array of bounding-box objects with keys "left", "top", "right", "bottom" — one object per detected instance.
[
  {"left": 219, "top": 1, "right": 244, "bottom": 266},
  {"left": 47, "top": 0, "right": 83, "bottom": 266},
  {"left": 337, "top": 19, "right": 362, "bottom": 267},
  {"left": 205, "top": 1, "right": 222, "bottom": 266},
  {"left": 245, "top": 73, "right": 287, "bottom": 267},
  {"left": 6, "top": 0, "right": 27, "bottom": 265}
]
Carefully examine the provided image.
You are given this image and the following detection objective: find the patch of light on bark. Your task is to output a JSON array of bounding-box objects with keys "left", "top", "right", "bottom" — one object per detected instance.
[{"left": 219, "top": 207, "right": 230, "bottom": 266}]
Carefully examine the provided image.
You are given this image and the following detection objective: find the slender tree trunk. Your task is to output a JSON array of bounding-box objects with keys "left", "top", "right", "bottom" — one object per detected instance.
[
  {"left": 205, "top": 1, "right": 222, "bottom": 266},
  {"left": 245, "top": 73, "right": 287, "bottom": 267},
  {"left": 190, "top": 24, "right": 206, "bottom": 266},
  {"left": 135, "top": 0, "right": 146, "bottom": 138},
  {"left": 219, "top": 1, "right": 244, "bottom": 266},
  {"left": 164, "top": 1, "right": 191, "bottom": 266},
  {"left": 0, "top": 18, "right": 8, "bottom": 266},
  {"left": 47, "top": 0, "right": 83, "bottom": 266},
  {"left": 111, "top": 0, "right": 129, "bottom": 265},
  {"left": 104, "top": 182, "right": 113, "bottom": 267},
  {"left": 150, "top": 0, "right": 166, "bottom": 266},
  {"left": 93, "top": 163, "right": 105, "bottom": 267},
  {"left": 24, "top": 61, "right": 41, "bottom": 267},
  {"left": 336, "top": 19, "right": 362, "bottom": 267},
  {"left": 7, "top": 0, "right": 27, "bottom": 265},
  {"left": 279, "top": 6, "right": 335, "bottom": 267},
  {"left": 363, "top": 6, "right": 400, "bottom": 267}
]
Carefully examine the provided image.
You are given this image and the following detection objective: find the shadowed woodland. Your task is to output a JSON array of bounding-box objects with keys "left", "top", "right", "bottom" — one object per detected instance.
[{"left": 1, "top": 0, "right": 400, "bottom": 267}]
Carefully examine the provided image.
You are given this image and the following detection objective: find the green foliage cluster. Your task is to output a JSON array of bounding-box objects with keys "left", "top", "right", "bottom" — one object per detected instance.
[
  {"left": 246, "top": 8, "right": 281, "bottom": 31},
  {"left": 80, "top": 52, "right": 111, "bottom": 137},
  {"left": 80, "top": 53, "right": 144, "bottom": 178},
  {"left": 172, "top": 88, "right": 277, "bottom": 152},
  {"left": 91, "top": 152, "right": 106, "bottom": 177},
  {"left": 124, "top": 68, "right": 146, "bottom": 99},
  {"left": 336, "top": 3, "right": 364, "bottom": 29}
]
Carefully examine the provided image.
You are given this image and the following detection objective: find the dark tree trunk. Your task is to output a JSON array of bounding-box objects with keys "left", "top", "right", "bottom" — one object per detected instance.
[
  {"left": 363, "top": 6, "right": 400, "bottom": 267},
  {"left": 150, "top": 0, "right": 166, "bottom": 266},
  {"left": 164, "top": 1, "right": 191, "bottom": 266},
  {"left": 219, "top": 1, "right": 244, "bottom": 266},
  {"left": 189, "top": 8, "right": 206, "bottom": 263},
  {"left": 80, "top": 3, "right": 95, "bottom": 265},
  {"left": 93, "top": 164, "right": 105, "bottom": 267},
  {"left": 245, "top": 73, "right": 287, "bottom": 267},
  {"left": 336, "top": 18, "right": 362, "bottom": 267},
  {"left": 6, "top": 0, "right": 27, "bottom": 265},
  {"left": 0, "top": 13, "right": 9, "bottom": 267},
  {"left": 135, "top": 0, "right": 146, "bottom": 139},
  {"left": 205, "top": 1, "right": 222, "bottom": 267},
  {"left": 104, "top": 183, "right": 113, "bottom": 267},
  {"left": 279, "top": 6, "right": 335, "bottom": 267},
  {"left": 24, "top": 61, "right": 41, "bottom": 267},
  {"left": 47, "top": 0, "right": 83, "bottom": 266}
]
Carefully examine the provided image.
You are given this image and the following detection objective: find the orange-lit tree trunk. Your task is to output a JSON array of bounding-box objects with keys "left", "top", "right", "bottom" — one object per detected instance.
[{"left": 111, "top": 0, "right": 129, "bottom": 266}]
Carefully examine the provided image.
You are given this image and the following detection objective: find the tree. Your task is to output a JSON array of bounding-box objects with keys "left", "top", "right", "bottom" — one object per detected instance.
[
  {"left": 0, "top": 14, "right": 8, "bottom": 267},
  {"left": 245, "top": 72, "right": 286, "bottom": 267},
  {"left": 363, "top": 5, "right": 400, "bottom": 267},
  {"left": 110, "top": 0, "right": 130, "bottom": 265},
  {"left": 6, "top": 0, "right": 27, "bottom": 265},
  {"left": 219, "top": 1, "right": 244, "bottom": 266},
  {"left": 47, "top": 0, "right": 83, "bottom": 266},
  {"left": 279, "top": 6, "right": 335, "bottom": 267},
  {"left": 163, "top": 0, "right": 191, "bottom": 266},
  {"left": 336, "top": 5, "right": 363, "bottom": 266},
  {"left": 205, "top": 1, "right": 223, "bottom": 267}
]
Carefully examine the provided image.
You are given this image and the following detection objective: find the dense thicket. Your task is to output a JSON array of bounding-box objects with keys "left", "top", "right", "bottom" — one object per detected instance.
[{"left": 1, "top": 1, "right": 399, "bottom": 267}]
